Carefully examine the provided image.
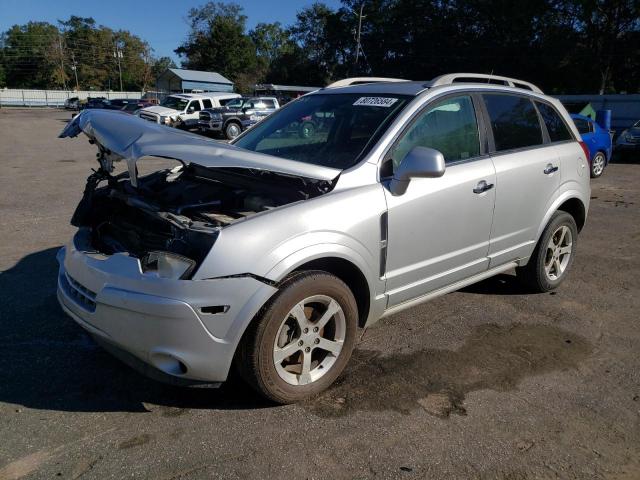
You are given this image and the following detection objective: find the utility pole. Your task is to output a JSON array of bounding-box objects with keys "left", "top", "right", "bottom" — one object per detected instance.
[
  {"left": 70, "top": 51, "right": 79, "bottom": 91},
  {"left": 58, "top": 35, "right": 67, "bottom": 90},
  {"left": 114, "top": 44, "right": 123, "bottom": 91},
  {"left": 354, "top": 3, "right": 365, "bottom": 68}
]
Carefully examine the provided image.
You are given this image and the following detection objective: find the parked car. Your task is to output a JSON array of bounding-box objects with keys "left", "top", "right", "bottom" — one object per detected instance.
[
  {"left": 64, "top": 97, "right": 80, "bottom": 110},
  {"left": 79, "top": 98, "right": 122, "bottom": 111},
  {"left": 137, "top": 92, "right": 241, "bottom": 128},
  {"left": 108, "top": 98, "right": 140, "bottom": 108},
  {"left": 58, "top": 73, "right": 590, "bottom": 403},
  {"left": 615, "top": 119, "right": 640, "bottom": 156},
  {"left": 198, "top": 96, "right": 280, "bottom": 139},
  {"left": 120, "top": 100, "right": 154, "bottom": 115},
  {"left": 571, "top": 114, "right": 612, "bottom": 178}
]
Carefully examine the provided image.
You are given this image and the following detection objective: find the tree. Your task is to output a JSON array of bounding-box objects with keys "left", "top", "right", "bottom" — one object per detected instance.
[
  {"left": 1, "top": 22, "right": 63, "bottom": 89},
  {"left": 574, "top": 0, "right": 640, "bottom": 93},
  {"left": 175, "top": 2, "right": 259, "bottom": 91},
  {"left": 250, "top": 22, "right": 293, "bottom": 65},
  {"left": 152, "top": 56, "right": 176, "bottom": 80},
  {"left": 289, "top": 3, "right": 352, "bottom": 83}
]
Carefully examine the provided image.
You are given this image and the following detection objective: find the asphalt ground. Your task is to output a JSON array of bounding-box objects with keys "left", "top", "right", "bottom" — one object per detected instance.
[{"left": 1, "top": 108, "right": 639, "bottom": 479}]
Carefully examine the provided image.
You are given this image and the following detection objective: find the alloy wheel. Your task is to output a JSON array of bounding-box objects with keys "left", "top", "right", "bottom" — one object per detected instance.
[
  {"left": 226, "top": 124, "right": 241, "bottom": 138},
  {"left": 591, "top": 153, "right": 605, "bottom": 177},
  {"left": 273, "top": 295, "right": 346, "bottom": 386},
  {"left": 544, "top": 225, "right": 573, "bottom": 281}
]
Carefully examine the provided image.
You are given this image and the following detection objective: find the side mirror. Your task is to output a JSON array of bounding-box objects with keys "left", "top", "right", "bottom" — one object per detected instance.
[{"left": 389, "top": 146, "right": 446, "bottom": 196}]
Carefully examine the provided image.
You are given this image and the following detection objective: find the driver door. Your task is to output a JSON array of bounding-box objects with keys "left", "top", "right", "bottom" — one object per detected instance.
[{"left": 383, "top": 94, "right": 497, "bottom": 307}]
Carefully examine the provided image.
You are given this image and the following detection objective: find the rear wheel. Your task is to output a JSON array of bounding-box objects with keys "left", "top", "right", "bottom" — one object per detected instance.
[
  {"left": 225, "top": 122, "right": 242, "bottom": 140},
  {"left": 590, "top": 151, "right": 606, "bottom": 178},
  {"left": 236, "top": 271, "right": 357, "bottom": 404},
  {"left": 516, "top": 211, "right": 578, "bottom": 292}
]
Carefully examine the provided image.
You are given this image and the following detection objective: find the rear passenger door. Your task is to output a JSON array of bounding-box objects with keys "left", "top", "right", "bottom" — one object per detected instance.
[{"left": 481, "top": 93, "right": 561, "bottom": 267}]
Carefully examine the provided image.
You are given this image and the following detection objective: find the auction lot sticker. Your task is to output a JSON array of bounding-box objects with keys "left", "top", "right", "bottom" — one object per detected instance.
[{"left": 353, "top": 97, "right": 399, "bottom": 107}]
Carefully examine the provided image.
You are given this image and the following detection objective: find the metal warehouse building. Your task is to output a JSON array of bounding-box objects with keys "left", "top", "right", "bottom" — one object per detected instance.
[{"left": 156, "top": 68, "right": 234, "bottom": 93}]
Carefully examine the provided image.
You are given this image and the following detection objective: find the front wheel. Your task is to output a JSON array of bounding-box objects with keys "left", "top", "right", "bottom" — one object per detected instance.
[
  {"left": 298, "top": 121, "right": 315, "bottom": 139},
  {"left": 590, "top": 151, "right": 606, "bottom": 178},
  {"left": 236, "top": 271, "right": 358, "bottom": 404},
  {"left": 516, "top": 211, "right": 578, "bottom": 292}
]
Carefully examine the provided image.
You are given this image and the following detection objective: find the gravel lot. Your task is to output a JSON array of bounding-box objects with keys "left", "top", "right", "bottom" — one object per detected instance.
[{"left": 1, "top": 108, "right": 639, "bottom": 480}]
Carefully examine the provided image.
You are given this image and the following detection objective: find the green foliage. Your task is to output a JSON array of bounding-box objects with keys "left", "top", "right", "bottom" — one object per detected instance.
[
  {"left": 1, "top": 1, "right": 638, "bottom": 93},
  {"left": 1, "top": 15, "right": 170, "bottom": 91},
  {"left": 175, "top": 2, "right": 259, "bottom": 92}
]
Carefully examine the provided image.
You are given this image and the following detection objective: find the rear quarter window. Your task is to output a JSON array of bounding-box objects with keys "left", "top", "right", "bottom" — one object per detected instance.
[
  {"left": 483, "top": 94, "right": 543, "bottom": 151},
  {"left": 536, "top": 102, "right": 573, "bottom": 142}
]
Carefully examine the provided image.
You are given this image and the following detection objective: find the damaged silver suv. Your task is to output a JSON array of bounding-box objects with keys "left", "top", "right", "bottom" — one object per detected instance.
[{"left": 58, "top": 74, "right": 590, "bottom": 403}]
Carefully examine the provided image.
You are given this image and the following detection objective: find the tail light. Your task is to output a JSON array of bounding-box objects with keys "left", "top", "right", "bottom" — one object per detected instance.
[{"left": 579, "top": 141, "right": 591, "bottom": 164}]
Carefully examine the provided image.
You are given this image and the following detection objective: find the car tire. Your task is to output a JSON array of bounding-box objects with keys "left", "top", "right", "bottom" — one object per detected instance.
[
  {"left": 516, "top": 211, "right": 578, "bottom": 292},
  {"left": 225, "top": 122, "right": 242, "bottom": 140},
  {"left": 590, "top": 151, "right": 606, "bottom": 178},
  {"left": 299, "top": 121, "right": 315, "bottom": 139},
  {"left": 236, "top": 271, "right": 358, "bottom": 404}
]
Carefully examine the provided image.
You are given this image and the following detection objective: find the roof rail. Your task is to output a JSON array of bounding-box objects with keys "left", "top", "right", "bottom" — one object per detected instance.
[
  {"left": 326, "top": 77, "right": 409, "bottom": 88},
  {"left": 430, "top": 73, "right": 543, "bottom": 94}
]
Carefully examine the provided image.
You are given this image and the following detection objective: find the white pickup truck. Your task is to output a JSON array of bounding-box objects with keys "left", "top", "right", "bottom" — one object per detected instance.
[{"left": 137, "top": 92, "right": 241, "bottom": 128}]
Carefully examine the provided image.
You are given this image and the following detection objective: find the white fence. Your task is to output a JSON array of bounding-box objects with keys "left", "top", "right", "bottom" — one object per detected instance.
[{"left": 0, "top": 89, "right": 143, "bottom": 107}]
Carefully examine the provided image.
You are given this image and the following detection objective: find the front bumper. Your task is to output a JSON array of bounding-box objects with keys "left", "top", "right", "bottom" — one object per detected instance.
[
  {"left": 616, "top": 142, "right": 640, "bottom": 152},
  {"left": 56, "top": 233, "right": 278, "bottom": 384}
]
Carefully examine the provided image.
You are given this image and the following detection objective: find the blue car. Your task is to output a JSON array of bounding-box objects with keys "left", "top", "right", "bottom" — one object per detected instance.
[{"left": 571, "top": 114, "right": 612, "bottom": 178}]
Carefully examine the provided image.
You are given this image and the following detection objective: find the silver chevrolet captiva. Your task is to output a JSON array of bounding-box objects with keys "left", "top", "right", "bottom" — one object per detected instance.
[{"left": 58, "top": 74, "right": 590, "bottom": 403}]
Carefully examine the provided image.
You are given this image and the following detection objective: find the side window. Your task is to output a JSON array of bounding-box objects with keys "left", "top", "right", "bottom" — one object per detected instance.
[
  {"left": 263, "top": 99, "right": 276, "bottom": 108},
  {"left": 536, "top": 102, "right": 573, "bottom": 142},
  {"left": 483, "top": 94, "right": 543, "bottom": 151},
  {"left": 202, "top": 99, "right": 212, "bottom": 109},
  {"left": 188, "top": 100, "right": 202, "bottom": 112},
  {"left": 391, "top": 95, "right": 480, "bottom": 171},
  {"left": 573, "top": 118, "right": 592, "bottom": 135}
]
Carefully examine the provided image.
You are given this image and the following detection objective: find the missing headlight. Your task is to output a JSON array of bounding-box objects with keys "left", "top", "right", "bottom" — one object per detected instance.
[{"left": 141, "top": 251, "right": 196, "bottom": 280}]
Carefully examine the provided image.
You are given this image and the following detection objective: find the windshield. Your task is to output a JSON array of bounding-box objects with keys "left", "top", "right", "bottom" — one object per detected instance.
[
  {"left": 161, "top": 96, "right": 189, "bottom": 111},
  {"left": 233, "top": 93, "right": 410, "bottom": 169},
  {"left": 225, "top": 98, "right": 246, "bottom": 109}
]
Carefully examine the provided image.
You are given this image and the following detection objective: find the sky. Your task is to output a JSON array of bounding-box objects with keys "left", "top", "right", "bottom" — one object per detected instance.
[{"left": 0, "top": 0, "right": 343, "bottom": 63}]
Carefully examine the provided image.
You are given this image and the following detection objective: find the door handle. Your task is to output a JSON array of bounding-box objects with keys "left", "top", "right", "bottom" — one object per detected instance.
[
  {"left": 473, "top": 180, "right": 494, "bottom": 194},
  {"left": 544, "top": 164, "right": 559, "bottom": 175}
]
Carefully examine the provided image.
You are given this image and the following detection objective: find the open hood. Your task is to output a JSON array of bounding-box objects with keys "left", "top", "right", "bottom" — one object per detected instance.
[{"left": 60, "top": 109, "right": 341, "bottom": 186}]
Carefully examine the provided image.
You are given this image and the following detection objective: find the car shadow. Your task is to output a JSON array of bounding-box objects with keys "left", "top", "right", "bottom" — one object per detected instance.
[
  {"left": 0, "top": 248, "right": 546, "bottom": 414},
  {"left": 610, "top": 151, "right": 639, "bottom": 164},
  {"left": 459, "top": 273, "right": 543, "bottom": 296},
  {"left": 0, "top": 247, "right": 273, "bottom": 413}
]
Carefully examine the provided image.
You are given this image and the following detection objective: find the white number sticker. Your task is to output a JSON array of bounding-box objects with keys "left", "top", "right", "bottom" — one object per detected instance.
[{"left": 353, "top": 97, "right": 399, "bottom": 107}]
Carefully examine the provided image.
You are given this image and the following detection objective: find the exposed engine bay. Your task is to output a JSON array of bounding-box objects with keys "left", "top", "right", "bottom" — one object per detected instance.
[{"left": 74, "top": 161, "right": 333, "bottom": 269}]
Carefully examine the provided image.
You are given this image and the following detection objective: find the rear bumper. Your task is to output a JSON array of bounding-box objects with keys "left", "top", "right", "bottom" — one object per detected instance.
[
  {"left": 198, "top": 119, "right": 223, "bottom": 132},
  {"left": 56, "top": 233, "right": 278, "bottom": 384}
]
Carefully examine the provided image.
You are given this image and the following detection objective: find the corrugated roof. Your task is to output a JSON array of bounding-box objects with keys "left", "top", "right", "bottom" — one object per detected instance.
[{"left": 168, "top": 68, "right": 233, "bottom": 85}]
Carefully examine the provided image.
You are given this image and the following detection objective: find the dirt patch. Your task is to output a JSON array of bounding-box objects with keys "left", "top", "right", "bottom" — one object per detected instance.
[{"left": 306, "top": 323, "right": 592, "bottom": 417}]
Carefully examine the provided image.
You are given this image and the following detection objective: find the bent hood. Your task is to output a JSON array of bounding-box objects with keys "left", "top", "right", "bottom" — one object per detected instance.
[{"left": 59, "top": 109, "right": 341, "bottom": 186}]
